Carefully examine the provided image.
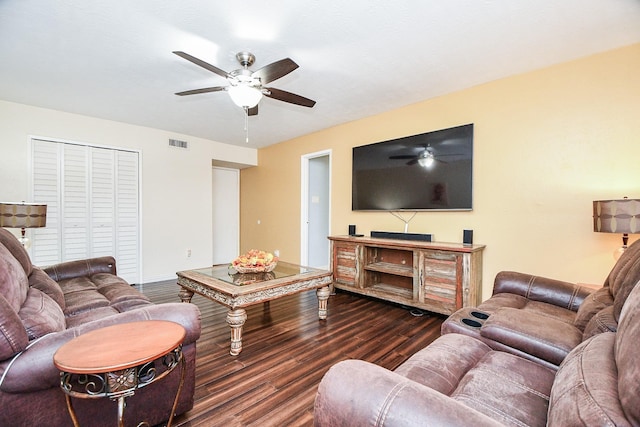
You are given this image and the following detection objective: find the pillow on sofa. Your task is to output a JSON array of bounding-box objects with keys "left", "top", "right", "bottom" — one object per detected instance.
[
  {"left": 582, "top": 305, "right": 617, "bottom": 340},
  {"left": 0, "top": 293, "right": 29, "bottom": 359},
  {"left": 28, "top": 268, "right": 65, "bottom": 309},
  {"left": 0, "top": 244, "right": 29, "bottom": 310},
  {"left": 573, "top": 287, "right": 613, "bottom": 331},
  {"left": 17, "top": 287, "right": 66, "bottom": 340}
]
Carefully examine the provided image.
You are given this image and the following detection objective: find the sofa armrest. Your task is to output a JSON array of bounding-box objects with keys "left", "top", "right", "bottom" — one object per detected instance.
[
  {"left": 0, "top": 303, "right": 200, "bottom": 393},
  {"left": 43, "top": 256, "right": 117, "bottom": 282},
  {"left": 314, "top": 360, "right": 503, "bottom": 427},
  {"left": 493, "top": 271, "right": 593, "bottom": 311},
  {"left": 480, "top": 307, "right": 583, "bottom": 366}
]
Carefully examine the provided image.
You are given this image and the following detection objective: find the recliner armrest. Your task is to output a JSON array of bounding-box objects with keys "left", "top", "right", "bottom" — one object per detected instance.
[
  {"left": 314, "top": 360, "right": 503, "bottom": 427},
  {"left": 43, "top": 256, "right": 117, "bottom": 282},
  {"left": 480, "top": 307, "right": 583, "bottom": 366},
  {"left": 493, "top": 271, "right": 593, "bottom": 311}
]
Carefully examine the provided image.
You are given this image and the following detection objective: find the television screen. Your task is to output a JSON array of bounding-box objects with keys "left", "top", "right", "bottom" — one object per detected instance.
[{"left": 352, "top": 123, "right": 473, "bottom": 211}]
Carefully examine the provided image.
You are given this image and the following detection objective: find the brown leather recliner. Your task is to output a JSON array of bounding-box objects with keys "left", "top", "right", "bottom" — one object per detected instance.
[
  {"left": 441, "top": 238, "right": 640, "bottom": 369},
  {"left": 314, "top": 276, "right": 640, "bottom": 426}
]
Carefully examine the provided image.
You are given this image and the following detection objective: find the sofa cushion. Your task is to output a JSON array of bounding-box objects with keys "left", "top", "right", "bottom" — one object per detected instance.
[
  {"left": 582, "top": 305, "right": 617, "bottom": 340},
  {"left": 452, "top": 351, "right": 554, "bottom": 427},
  {"left": 477, "top": 294, "right": 576, "bottom": 324},
  {"left": 95, "top": 278, "right": 151, "bottom": 312},
  {"left": 0, "top": 228, "right": 32, "bottom": 277},
  {"left": 28, "top": 268, "right": 65, "bottom": 309},
  {"left": 605, "top": 241, "right": 640, "bottom": 321},
  {"left": 573, "top": 286, "right": 613, "bottom": 331},
  {"left": 518, "top": 300, "right": 576, "bottom": 323},
  {"left": 17, "top": 287, "right": 66, "bottom": 340},
  {"left": 0, "top": 293, "right": 29, "bottom": 359},
  {"left": 59, "top": 276, "right": 111, "bottom": 316},
  {"left": 548, "top": 332, "right": 627, "bottom": 426},
  {"left": 615, "top": 281, "right": 640, "bottom": 425},
  {"left": 395, "top": 333, "right": 491, "bottom": 395},
  {"left": 396, "top": 333, "right": 555, "bottom": 427},
  {"left": 479, "top": 307, "right": 582, "bottom": 366},
  {"left": 64, "top": 306, "right": 120, "bottom": 329},
  {"left": 0, "top": 244, "right": 28, "bottom": 310},
  {"left": 93, "top": 272, "right": 151, "bottom": 307}
]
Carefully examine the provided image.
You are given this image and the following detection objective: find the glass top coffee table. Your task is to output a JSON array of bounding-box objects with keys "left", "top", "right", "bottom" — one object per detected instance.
[{"left": 176, "top": 262, "right": 332, "bottom": 355}]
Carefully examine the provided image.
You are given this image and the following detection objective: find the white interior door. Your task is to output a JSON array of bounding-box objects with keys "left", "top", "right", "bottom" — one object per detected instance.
[
  {"left": 301, "top": 150, "right": 331, "bottom": 268},
  {"left": 212, "top": 167, "right": 239, "bottom": 264}
]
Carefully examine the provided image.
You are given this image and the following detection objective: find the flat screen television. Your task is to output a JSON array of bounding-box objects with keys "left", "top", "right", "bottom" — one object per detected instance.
[{"left": 352, "top": 123, "right": 473, "bottom": 211}]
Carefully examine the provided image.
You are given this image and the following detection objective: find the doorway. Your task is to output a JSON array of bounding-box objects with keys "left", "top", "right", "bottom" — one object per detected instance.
[
  {"left": 301, "top": 150, "right": 331, "bottom": 268},
  {"left": 212, "top": 167, "right": 239, "bottom": 264}
]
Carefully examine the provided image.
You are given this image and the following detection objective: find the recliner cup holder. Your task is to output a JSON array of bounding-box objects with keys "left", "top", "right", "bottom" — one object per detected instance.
[
  {"left": 461, "top": 318, "right": 482, "bottom": 328},
  {"left": 470, "top": 311, "right": 489, "bottom": 320}
]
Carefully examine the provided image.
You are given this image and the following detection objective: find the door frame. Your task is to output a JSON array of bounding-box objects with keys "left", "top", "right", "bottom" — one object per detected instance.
[{"left": 300, "top": 149, "right": 332, "bottom": 267}]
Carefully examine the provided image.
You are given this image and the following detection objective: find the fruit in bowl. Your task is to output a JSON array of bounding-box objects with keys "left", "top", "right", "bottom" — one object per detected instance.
[{"left": 232, "top": 249, "right": 278, "bottom": 273}]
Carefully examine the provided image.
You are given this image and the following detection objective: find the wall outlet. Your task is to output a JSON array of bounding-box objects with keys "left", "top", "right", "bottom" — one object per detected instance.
[
  {"left": 187, "top": 249, "right": 191, "bottom": 257},
  {"left": 274, "top": 249, "right": 280, "bottom": 257}
]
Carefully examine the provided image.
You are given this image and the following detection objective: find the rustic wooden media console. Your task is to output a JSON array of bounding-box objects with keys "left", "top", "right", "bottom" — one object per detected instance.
[{"left": 329, "top": 235, "right": 485, "bottom": 315}]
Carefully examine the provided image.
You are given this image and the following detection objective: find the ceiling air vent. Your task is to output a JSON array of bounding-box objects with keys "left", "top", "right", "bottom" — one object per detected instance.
[{"left": 169, "top": 138, "right": 188, "bottom": 149}]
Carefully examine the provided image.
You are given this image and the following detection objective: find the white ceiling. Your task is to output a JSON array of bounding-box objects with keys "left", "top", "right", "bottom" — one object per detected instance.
[{"left": 1, "top": 1, "right": 639, "bottom": 149}]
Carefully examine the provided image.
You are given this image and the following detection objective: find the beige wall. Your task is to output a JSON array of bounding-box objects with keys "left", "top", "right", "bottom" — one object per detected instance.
[
  {"left": 241, "top": 43, "right": 640, "bottom": 301},
  {"left": 0, "top": 100, "right": 257, "bottom": 282}
]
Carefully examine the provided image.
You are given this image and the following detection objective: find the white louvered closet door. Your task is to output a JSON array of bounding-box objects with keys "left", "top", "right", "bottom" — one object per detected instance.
[{"left": 31, "top": 139, "right": 140, "bottom": 284}]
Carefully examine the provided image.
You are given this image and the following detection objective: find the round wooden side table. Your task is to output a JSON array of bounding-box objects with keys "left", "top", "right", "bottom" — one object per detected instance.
[{"left": 53, "top": 320, "right": 186, "bottom": 427}]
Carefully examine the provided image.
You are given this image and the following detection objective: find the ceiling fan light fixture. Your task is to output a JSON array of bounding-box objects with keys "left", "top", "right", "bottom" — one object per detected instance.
[
  {"left": 418, "top": 152, "right": 435, "bottom": 168},
  {"left": 228, "top": 84, "right": 263, "bottom": 108}
]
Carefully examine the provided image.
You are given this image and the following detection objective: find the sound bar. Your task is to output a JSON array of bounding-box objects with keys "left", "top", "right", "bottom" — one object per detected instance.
[{"left": 371, "top": 231, "right": 432, "bottom": 242}]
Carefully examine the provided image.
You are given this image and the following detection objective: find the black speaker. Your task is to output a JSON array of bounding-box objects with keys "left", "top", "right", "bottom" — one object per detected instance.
[
  {"left": 463, "top": 229, "right": 473, "bottom": 245},
  {"left": 348, "top": 224, "right": 356, "bottom": 235}
]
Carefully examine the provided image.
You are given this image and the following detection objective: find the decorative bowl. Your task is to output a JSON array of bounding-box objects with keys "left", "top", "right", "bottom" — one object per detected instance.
[{"left": 231, "top": 250, "right": 278, "bottom": 274}]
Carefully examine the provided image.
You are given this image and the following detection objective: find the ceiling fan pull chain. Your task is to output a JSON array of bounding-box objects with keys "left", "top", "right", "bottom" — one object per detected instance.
[{"left": 244, "top": 106, "right": 250, "bottom": 143}]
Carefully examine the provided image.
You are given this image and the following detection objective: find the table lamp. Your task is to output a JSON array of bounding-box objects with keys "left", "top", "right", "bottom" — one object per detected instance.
[
  {"left": 593, "top": 197, "right": 640, "bottom": 259},
  {"left": 0, "top": 202, "right": 47, "bottom": 248}
]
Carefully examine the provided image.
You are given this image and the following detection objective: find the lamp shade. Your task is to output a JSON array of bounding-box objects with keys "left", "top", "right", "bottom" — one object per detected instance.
[
  {"left": 593, "top": 199, "right": 640, "bottom": 234},
  {"left": 0, "top": 202, "right": 47, "bottom": 228}
]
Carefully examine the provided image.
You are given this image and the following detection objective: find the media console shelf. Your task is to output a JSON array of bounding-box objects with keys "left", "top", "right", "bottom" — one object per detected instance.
[{"left": 329, "top": 235, "right": 485, "bottom": 315}]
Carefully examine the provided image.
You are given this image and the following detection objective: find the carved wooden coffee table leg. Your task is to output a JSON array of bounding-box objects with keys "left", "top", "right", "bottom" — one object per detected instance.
[
  {"left": 179, "top": 287, "right": 194, "bottom": 303},
  {"left": 317, "top": 286, "right": 330, "bottom": 320},
  {"left": 226, "top": 308, "right": 248, "bottom": 356}
]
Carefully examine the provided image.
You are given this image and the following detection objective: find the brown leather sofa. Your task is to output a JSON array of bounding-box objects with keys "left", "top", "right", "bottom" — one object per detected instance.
[
  {"left": 441, "top": 239, "right": 640, "bottom": 369},
  {"left": 314, "top": 275, "right": 640, "bottom": 426},
  {"left": 0, "top": 228, "right": 201, "bottom": 427}
]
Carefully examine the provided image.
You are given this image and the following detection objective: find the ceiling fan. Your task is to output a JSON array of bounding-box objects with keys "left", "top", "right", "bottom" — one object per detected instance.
[
  {"left": 173, "top": 51, "right": 316, "bottom": 116},
  {"left": 390, "top": 144, "right": 459, "bottom": 167}
]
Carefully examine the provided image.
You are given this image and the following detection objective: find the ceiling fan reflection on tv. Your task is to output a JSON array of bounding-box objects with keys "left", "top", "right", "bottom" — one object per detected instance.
[
  {"left": 173, "top": 50, "right": 316, "bottom": 116},
  {"left": 389, "top": 144, "right": 460, "bottom": 167}
]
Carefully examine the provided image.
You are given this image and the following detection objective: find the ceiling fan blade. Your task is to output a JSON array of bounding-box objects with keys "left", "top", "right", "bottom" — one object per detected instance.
[
  {"left": 247, "top": 105, "right": 258, "bottom": 116},
  {"left": 252, "top": 58, "right": 298, "bottom": 84},
  {"left": 407, "top": 159, "right": 418, "bottom": 166},
  {"left": 389, "top": 155, "right": 417, "bottom": 159},
  {"left": 264, "top": 87, "right": 316, "bottom": 108},
  {"left": 175, "top": 86, "right": 226, "bottom": 96},
  {"left": 173, "top": 51, "right": 229, "bottom": 79}
]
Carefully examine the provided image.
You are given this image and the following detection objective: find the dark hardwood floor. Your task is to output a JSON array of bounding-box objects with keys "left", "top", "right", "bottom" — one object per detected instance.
[{"left": 135, "top": 280, "right": 445, "bottom": 427}]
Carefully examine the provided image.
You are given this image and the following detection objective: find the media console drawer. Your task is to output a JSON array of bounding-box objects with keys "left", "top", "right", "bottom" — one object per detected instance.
[{"left": 329, "top": 236, "right": 484, "bottom": 315}]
